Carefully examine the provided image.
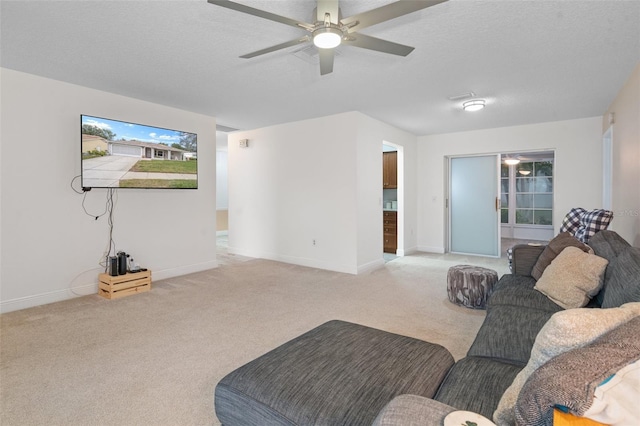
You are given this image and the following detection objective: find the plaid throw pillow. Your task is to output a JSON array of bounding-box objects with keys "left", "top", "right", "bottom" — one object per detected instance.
[
  {"left": 574, "top": 209, "right": 614, "bottom": 243},
  {"left": 560, "top": 207, "right": 587, "bottom": 234}
]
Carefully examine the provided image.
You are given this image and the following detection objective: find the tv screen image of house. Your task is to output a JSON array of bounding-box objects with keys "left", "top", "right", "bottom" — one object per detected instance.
[{"left": 81, "top": 115, "right": 198, "bottom": 189}]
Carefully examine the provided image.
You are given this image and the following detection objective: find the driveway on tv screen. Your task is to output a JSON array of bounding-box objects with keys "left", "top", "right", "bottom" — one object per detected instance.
[{"left": 82, "top": 155, "right": 196, "bottom": 188}]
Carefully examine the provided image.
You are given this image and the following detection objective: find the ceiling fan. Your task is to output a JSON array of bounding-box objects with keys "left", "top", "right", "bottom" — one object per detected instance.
[{"left": 207, "top": 0, "right": 447, "bottom": 75}]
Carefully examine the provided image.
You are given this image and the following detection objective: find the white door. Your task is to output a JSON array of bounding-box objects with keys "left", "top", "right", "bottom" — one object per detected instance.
[{"left": 449, "top": 155, "right": 500, "bottom": 257}]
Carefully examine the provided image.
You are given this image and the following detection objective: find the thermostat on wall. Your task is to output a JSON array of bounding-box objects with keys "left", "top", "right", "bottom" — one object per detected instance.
[{"left": 239, "top": 139, "right": 249, "bottom": 148}]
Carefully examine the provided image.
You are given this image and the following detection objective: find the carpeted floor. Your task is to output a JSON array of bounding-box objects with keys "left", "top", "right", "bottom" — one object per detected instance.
[{"left": 0, "top": 250, "right": 510, "bottom": 425}]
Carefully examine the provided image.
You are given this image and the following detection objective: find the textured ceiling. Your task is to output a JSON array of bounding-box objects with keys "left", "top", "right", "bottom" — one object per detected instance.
[{"left": 1, "top": 0, "right": 639, "bottom": 136}]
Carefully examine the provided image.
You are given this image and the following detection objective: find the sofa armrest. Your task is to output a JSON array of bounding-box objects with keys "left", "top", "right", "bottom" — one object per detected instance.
[
  {"left": 372, "top": 395, "right": 457, "bottom": 425},
  {"left": 511, "top": 244, "right": 545, "bottom": 277}
]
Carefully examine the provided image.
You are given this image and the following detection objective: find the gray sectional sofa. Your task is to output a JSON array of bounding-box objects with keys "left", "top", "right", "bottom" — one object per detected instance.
[{"left": 215, "top": 230, "right": 640, "bottom": 425}]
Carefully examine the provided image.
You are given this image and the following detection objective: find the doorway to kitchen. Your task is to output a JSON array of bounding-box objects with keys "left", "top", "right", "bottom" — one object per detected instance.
[{"left": 383, "top": 142, "right": 402, "bottom": 262}]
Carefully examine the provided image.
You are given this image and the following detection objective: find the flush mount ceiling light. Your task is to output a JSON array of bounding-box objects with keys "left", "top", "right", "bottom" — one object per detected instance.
[
  {"left": 462, "top": 99, "right": 486, "bottom": 112},
  {"left": 518, "top": 170, "right": 531, "bottom": 175},
  {"left": 313, "top": 26, "right": 343, "bottom": 49},
  {"left": 504, "top": 158, "right": 521, "bottom": 165}
]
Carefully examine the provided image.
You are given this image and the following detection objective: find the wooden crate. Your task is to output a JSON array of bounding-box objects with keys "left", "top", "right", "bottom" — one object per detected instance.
[{"left": 98, "top": 270, "right": 151, "bottom": 300}]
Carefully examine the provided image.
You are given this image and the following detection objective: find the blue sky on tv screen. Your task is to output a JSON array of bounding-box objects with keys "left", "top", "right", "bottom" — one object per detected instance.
[{"left": 82, "top": 115, "right": 192, "bottom": 146}]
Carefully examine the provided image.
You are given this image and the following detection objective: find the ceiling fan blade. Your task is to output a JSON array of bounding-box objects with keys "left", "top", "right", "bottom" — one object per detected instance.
[
  {"left": 343, "top": 33, "right": 414, "bottom": 56},
  {"left": 318, "top": 48, "right": 335, "bottom": 75},
  {"left": 340, "top": 0, "right": 447, "bottom": 33},
  {"left": 207, "top": 0, "right": 314, "bottom": 31},
  {"left": 317, "top": 0, "right": 339, "bottom": 24},
  {"left": 240, "top": 36, "right": 311, "bottom": 59}
]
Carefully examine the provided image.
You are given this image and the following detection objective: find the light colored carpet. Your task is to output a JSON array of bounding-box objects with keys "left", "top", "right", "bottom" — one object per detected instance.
[{"left": 1, "top": 251, "right": 510, "bottom": 426}]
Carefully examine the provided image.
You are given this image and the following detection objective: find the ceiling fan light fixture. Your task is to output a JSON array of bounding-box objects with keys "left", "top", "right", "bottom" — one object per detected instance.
[
  {"left": 462, "top": 99, "right": 486, "bottom": 112},
  {"left": 313, "top": 27, "right": 342, "bottom": 49}
]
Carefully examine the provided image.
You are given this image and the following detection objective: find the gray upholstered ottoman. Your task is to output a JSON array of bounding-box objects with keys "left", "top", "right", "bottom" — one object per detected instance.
[
  {"left": 214, "top": 320, "right": 454, "bottom": 425},
  {"left": 447, "top": 265, "right": 498, "bottom": 309}
]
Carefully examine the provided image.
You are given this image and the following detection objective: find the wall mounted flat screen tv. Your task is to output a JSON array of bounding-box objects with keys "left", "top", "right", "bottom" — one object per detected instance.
[{"left": 81, "top": 115, "right": 198, "bottom": 189}]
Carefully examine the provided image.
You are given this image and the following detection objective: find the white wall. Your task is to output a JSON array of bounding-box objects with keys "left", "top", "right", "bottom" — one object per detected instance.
[
  {"left": 216, "top": 149, "right": 228, "bottom": 210},
  {"left": 227, "top": 111, "right": 417, "bottom": 274},
  {"left": 355, "top": 114, "right": 418, "bottom": 263},
  {"left": 603, "top": 62, "right": 640, "bottom": 247},
  {"left": 228, "top": 112, "right": 359, "bottom": 273},
  {"left": 417, "top": 117, "right": 603, "bottom": 253},
  {"left": 0, "top": 68, "right": 217, "bottom": 312}
]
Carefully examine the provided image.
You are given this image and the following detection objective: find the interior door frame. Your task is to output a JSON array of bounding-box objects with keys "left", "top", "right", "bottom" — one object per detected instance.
[
  {"left": 602, "top": 126, "right": 613, "bottom": 210},
  {"left": 382, "top": 141, "right": 404, "bottom": 255},
  {"left": 445, "top": 153, "right": 501, "bottom": 257}
]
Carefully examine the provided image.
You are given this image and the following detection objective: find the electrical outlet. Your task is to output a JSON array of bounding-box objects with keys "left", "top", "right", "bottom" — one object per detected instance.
[{"left": 312, "top": 239, "right": 316, "bottom": 246}]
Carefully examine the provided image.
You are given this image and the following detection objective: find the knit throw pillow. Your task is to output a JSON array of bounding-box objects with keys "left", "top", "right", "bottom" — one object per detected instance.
[
  {"left": 515, "top": 316, "right": 640, "bottom": 425},
  {"left": 492, "top": 302, "right": 640, "bottom": 426},
  {"left": 531, "top": 232, "right": 592, "bottom": 281},
  {"left": 534, "top": 247, "right": 608, "bottom": 309}
]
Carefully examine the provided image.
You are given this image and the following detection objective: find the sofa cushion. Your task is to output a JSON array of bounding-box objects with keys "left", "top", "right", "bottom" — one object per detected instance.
[
  {"left": 433, "top": 356, "right": 522, "bottom": 420},
  {"left": 487, "top": 274, "right": 565, "bottom": 313},
  {"left": 534, "top": 247, "right": 608, "bottom": 309},
  {"left": 214, "top": 320, "right": 454, "bottom": 426},
  {"left": 531, "top": 232, "right": 592, "bottom": 280},
  {"left": 467, "top": 305, "right": 555, "bottom": 365},
  {"left": 600, "top": 247, "right": 640, "bottom": 308},
  {"left": 510, "top": 244, "right": 546, "bottom": 276},
  {"left": 515, "top": 316, "right": 640, "bottom": 426},
  {"left": 588, "top": 229, "right": 631, "bottom": 262},
  {"left": 493, "top": 302, "right": 640, "bottom": 426}
]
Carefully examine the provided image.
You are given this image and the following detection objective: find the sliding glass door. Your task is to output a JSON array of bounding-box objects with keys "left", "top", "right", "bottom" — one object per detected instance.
[{"left": 449, "top": 155, "right": 500, "bottom": 257}]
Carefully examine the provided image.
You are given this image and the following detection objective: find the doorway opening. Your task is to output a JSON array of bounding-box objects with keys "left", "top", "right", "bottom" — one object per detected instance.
[
  {"left": 500, "top": 151, "right": 555, "bottom": 255},
  {"left": 383, "top": 142, "right": 403, "bottom": 262}
]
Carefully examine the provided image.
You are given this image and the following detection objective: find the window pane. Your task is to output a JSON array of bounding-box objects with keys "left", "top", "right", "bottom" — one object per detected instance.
[
  {"left": 516, "top": 178, "right": 532, "bottom": 192},
  {"left": 501, "top": 193, "right": 508, "bottom": 205},
  {"left": 516, "top": 209, "right": 533, "bottom": 224},
  {"left": 518, "top": 162, "right": 533, "bottom": 175},
  {"left": 501, "top": 208, "right": 508, "bottom": 223},
  {"left": 534, "top": 177, "right": 553, "bottom": 192},
  {"left": 534, "top": 210, "right": 553, "bottom": 225},
  {"left": 516, "top": 194, "right": 533, "bottom": 208},
  {"left": 534, "top": 194, "right": 553, "bottom": 208},
  {"left": 501, "top": 164, "right": 509, "bottom": 178},
  {"left": 501, "top": 178, "right": 509, "bottom": 194},
  {"left": 535, "top": 161, "right": 553, "bottom": 177}
]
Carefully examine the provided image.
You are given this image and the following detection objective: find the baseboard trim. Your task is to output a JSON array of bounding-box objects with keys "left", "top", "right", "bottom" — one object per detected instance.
[
  {"left": 417, "top": 245, "right": 445, "bottom": 254},
  {"left": 0, "top": 283, "right": 98, "bottom": 314},
  {"left": 152, "top": 259, "right": 218, "bottom": 281},
  {"left": 227, "top": 247, "right": 357, "bottom": 274},
  {"left": 0, "top": 259, "right": 218, "bottom": 314},
  {"left": 396, "top": 247, "right": 418, "bottom": 256},
  {"left": 357, "top": 258, "right": 384, "bottom": 274}
]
